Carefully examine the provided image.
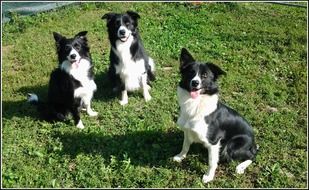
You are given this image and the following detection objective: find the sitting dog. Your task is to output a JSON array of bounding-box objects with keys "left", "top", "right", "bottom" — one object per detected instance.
[
  {"left": 102, "top": 11, "right": 155, "bottom": 105},
  {"left": 28, "top": 31, "right": 97, "bottom": 129},
  {"left": 173, "top": 48, "right": 258, "bottom": 183}
]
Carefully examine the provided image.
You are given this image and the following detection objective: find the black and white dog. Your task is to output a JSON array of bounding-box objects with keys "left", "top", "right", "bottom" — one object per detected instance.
[
  {"left": 102, "top": 11, "right": 155, "bottom": 105},
  {"left": 173, "top": 48, "right": 258, "bottom": 183},
  {"left": 27, "top": 31, "right": 97, "bottom": 129}
]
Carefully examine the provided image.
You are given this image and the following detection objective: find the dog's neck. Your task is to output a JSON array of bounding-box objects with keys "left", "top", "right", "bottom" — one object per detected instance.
[{"left": 177, "top": 86, "right": 218, "bottom": 119}]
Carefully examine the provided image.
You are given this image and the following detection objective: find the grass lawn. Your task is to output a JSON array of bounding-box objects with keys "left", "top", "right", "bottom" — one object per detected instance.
[{"left": 1, "top": 2, "right": 307, "bottom": 188}]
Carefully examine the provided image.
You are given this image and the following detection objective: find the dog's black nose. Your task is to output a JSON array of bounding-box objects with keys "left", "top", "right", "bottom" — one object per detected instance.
[
  {"left": 191, "top": 80, "right": 200, "bottom": 88},
  {"left": 119, "top": 29, "right": 126, "bottom": 36},
  {"left": 70, "top": 54, "right": 76, "bottom": 59}
]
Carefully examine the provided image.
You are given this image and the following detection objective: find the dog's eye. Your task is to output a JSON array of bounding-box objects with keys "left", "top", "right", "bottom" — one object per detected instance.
[
  {"left": 202, "top": 74, "right": 207, "bottom": 78},
  {"left": 65, "top": 45, "right": 71, "bottom": 51},
  {"left": 188, "top": 71, "right": 195, "bottom": 77},
  {"left": 73, "top": 43, "right": 81, "bottom": 50},
  {"left": 125, "top": 22, "right": 130, "bottom": 27}
]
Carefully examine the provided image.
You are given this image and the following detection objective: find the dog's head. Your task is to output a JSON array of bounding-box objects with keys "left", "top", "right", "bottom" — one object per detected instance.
[
  {"left": 179, "top": 48, "right": 226, "bottom": 99},
  {"left": 53, "top": 31, "right": 90, "bottom": 65},
  {"left": 102, "top": 11, "right": 140, "bottom": 43}
]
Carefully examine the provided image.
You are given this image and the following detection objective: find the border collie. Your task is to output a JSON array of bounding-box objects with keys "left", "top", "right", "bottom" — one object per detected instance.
[
  {"left": 102, "top": 11, "right": 155, "bottom": 105},
  {"left": 27, "top": 31, "right": 97, "bottom": 129},
  {"left": 173, "top": 48, "right": 258, "bottom": 183}
]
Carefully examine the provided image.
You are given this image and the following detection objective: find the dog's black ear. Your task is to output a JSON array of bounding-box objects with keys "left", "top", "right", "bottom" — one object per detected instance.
[
  {"left": 207, "top": 63, "right": 226, "bottom": 80},
  {"left": 127, "top": 11, "right": 140, "bottom": 20},
  {"left": 53, "top": 32, "right": 64, "bottom": 51},
  {"left": 102, "top": 12, "right": 116, "bottom": 23},
  {"left": 180, "top": 48, "right": 195, "bottom": 70},
  {"left": 53, "top": 32, "right": 64, "bottom": 42},
  {"left": 75, "top": 31, "right": 88, "bottom": 38}
]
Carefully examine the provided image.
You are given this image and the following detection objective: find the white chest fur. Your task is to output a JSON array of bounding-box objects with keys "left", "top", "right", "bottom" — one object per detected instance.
[
  {"left": 112, "top": 36, "right": 147, "bottom": 91},
  {"left": 60, "top": 59, "right": 97, "bottom": 95},
  {"left": 177, "top": 87, "right": 218, "bottom": 146}
]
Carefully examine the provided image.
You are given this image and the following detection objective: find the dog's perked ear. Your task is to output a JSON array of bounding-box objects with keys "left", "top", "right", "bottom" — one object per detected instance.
[
  {"left": 101, "top": 12, "right": 116, "bottom": 23},
  {"left": 53, "top": 32, "right": 64, "bottom": 51},
  {"left": 126, "top": 11, "right": 140, "bottom": 21},
  {"left": 206, "top": 63, "right": 226, "bottom": 80},
  {"left": 180, "top": 48, "right": 195, "bottom": 70},
  {"left": 53, "top": 32, "right": 64, "bottom": 42},
  {"left": 75, "top": 31, "right": 88, "bottom": 38}
]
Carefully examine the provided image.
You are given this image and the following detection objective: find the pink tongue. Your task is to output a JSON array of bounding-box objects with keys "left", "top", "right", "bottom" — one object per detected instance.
[
  {"left": 190, "top": 90, "right": 200, "bottom": 99},
  {"left": 72, "top": 61, "right": 79, "bottom": 68}
]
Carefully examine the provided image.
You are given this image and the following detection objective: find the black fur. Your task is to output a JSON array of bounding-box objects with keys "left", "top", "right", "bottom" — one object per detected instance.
[{"left": 205, "top": 102, "right": 258, "bottom": 162}]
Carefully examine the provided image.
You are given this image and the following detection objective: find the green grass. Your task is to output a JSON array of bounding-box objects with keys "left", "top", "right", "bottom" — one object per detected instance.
[{"left": 2, "top": 2, "right": 307, "bottom": 188}]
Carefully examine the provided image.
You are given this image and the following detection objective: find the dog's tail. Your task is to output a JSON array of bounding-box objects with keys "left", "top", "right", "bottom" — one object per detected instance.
[
  {"left": 27, "top": 93, "right": 66, "bottom": 122},
  {"left": 147, "top": 57, "right": 156, "bottom": 81},
  {"left": 27, "top": 93, "right": 40, "bottom": 105},
  {"left": 27, "top": 93, "right": 49, "bottom": 115}
]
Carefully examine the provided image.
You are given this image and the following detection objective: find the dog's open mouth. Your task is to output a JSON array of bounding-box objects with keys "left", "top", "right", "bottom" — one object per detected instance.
[
  {"left": 70, "top": 58, "right": 81, "bottom": 68},
  {"left": 190, "top": 88, "right": 202, "bottom": 99},
  {"left": 70, "top": 59, "right": 77, "bottom": 64},
  {"left": 119, "top": 34, "right": 130, "bottom": 42}
]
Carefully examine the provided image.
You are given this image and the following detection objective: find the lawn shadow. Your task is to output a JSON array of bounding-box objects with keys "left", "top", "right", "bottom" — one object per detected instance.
[
  {"left": 53, "top": 129, "right": 210, "bottom": 169},
  {"left": 2, "top": 85, "right": 48, "bottom": 120},
  {"left": 93, "top": 69, "right": 117, "bottom": 103}
]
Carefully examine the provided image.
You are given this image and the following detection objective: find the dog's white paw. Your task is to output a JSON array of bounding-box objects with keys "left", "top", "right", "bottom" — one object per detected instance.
[
  {"left": 236, "top": 160, "right": 252, "bottom": 174},
  {"left": 173, "top": 155, "right": 185, "bottom": 163},
  {"left": 144, "top": 94, "right": 152, "bottom": 102},
  {"left": 236, "top": 166, "right": 245, "bottom": 174},
  {"left": 119, "top": 99, "right": 128, "bottom": 106},
  {"left": 202, "top": 174, "right": 214, "bottom": 184},
  {"left": 76, "top": 120, "right": 85, "bottom": 129},
  {"left": 87, "top": 110, "right": 98, "bottom": 117}
]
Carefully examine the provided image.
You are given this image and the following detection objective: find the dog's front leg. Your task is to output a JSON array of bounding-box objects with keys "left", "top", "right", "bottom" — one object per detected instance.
[
  {"left": 75, "top": 86, "right": 98, "bottom": 116},
  {"left": 173, "top": 131, "right": 191, "bottom": 162},
  {"left": 119, "top": 90, "right": 128, "bottom": 105},
  {"left": 83, "top": 94, "right": 98, "bottom": 117},
  {"left": 71, "top": 105, "right": 84, "bottom": 129},
  {"left": 141, "top": 74, "right": 151, "bottom": 102},
  {"left": 202, "top": 143, "right": 220, "bottom": 183}
]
